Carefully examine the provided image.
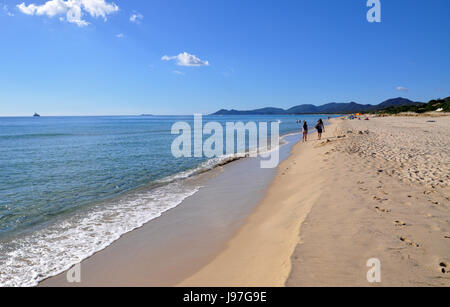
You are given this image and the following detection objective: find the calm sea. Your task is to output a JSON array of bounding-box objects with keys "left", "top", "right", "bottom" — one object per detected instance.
[{"left": 0, "top": 114, "right": 334, "bottom": 286}]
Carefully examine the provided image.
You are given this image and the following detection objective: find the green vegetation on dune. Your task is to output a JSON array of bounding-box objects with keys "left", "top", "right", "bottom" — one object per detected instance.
[{"left": 378, "top": 97, "right": 450, "bottom": 114}]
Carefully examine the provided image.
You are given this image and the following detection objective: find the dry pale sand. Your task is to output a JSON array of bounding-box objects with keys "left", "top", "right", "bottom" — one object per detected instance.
[{"left": 181, "top": 116, "right": 450, "bottom": 287}]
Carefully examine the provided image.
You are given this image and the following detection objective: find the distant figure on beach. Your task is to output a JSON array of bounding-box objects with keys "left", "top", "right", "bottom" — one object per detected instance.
[
  {"left": 302, "top": 121, "right": 308, "bottom": 143},
  {"left": 315, "top": 119, "right": 325, "bottom": 140}
]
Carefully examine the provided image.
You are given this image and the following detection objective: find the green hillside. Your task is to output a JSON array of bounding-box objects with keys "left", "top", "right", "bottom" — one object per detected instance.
[{"left": 378, "top": 97, "right": 450, "bottom": 114}]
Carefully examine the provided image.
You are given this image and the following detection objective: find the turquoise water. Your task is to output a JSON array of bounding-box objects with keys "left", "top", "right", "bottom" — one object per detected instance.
[{"left": 0, "top": 114, "right": 334, "bottom": 286}]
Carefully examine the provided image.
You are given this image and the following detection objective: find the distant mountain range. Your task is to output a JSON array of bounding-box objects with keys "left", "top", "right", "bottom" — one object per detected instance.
[{"left": 212, "top": 98, "right": 424, "bottom": 115}]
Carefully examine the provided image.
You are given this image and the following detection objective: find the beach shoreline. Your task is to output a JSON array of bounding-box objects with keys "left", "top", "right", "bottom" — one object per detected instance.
[
  {"left": 39, "top": 127, "right": 302, "bottom": 287},
  {"left": 39, "top": 115, "right": 450, "bottom": 287},
  {"left": 179, "top": 119, "right": 336, "bottom": 286}
]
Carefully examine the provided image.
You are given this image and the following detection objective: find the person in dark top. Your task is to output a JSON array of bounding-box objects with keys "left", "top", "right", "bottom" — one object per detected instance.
[
  {"left": 316, "top": 119, "right": 325, "bottom": 140},
  {"left": 302, "top": 120, "right": 308, "bottom": 143}
]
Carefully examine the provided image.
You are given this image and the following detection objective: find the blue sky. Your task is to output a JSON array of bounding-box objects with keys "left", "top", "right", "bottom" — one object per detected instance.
[{"left": 1, "top": 0, "right": 449, "bottom": 116}]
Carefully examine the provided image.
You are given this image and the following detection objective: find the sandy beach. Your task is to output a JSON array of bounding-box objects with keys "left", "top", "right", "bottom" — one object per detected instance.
[
  {"left": 39, "top": 115, "right": 450, "bottom": 287},
  {"left": 181, "top": 116, "right": 450, "bottom": 287},
  {"left": 39, "top": 133, "right": 297, "bottom": 287}
]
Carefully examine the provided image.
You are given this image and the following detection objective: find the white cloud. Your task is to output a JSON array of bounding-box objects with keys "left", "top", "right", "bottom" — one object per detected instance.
[
  {"left": 116, "top": 33, "right": 124, "bottom": 38},
  {"left": 17, "top": 0, "right": 119, "bottom": 27},
  {"left": 129, "top": 12, "right": 143, "bottom": 24},
  {"left": 173, "top": 70, "right": 185, "bottom": 75},
  {"left": 396, "top": 86, "right": 408, "bottom": 92},
  {"left": 161, "top": 52, "right": 210, "bottom": 67}
]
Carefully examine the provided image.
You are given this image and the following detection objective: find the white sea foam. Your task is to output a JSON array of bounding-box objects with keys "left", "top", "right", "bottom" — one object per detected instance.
[
  {"left": 0, "top": 152, "right": 263, "bottom": 287},
  {"left": 0, "top": 181, "right": 199, "bottom": 287},
  {"left": 0, "top": 133, "right": 293, "bottom": 287}
]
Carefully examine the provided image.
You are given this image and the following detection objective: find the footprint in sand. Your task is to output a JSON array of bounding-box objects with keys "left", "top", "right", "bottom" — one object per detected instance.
[
  {"left": 394, "top": 220, "right": 407, "bottom": 227},
  {"left": 400, "top": 237, "right": 420, "bottom": 247},
  {"left": 439, "top": 262, "right": 448, "bottom": 274},
  {"left": 373, "top": 196, "right": 389, "bottom": 202},
  {"left": 375, "top": 206, "right": 391, "bottom": 213}
]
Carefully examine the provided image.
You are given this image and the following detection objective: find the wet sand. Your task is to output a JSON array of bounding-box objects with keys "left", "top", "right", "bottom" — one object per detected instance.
[
  {"left": 179, "top": 124, "right": 329, "bottom": 286},
  {"left": 42, "top": 116, "right": 450, "bottom": 287},
  {"left": 40, "top": 133, "right": 298, "bottom": 286}
]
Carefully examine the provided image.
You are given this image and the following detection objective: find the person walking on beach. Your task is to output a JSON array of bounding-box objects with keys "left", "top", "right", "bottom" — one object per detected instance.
[
  {"left": 315, "top": 119, "right": 325, "bottom": 140},
  {"left": 302, "top": 120, "right": 308, "bottom": 143}
]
